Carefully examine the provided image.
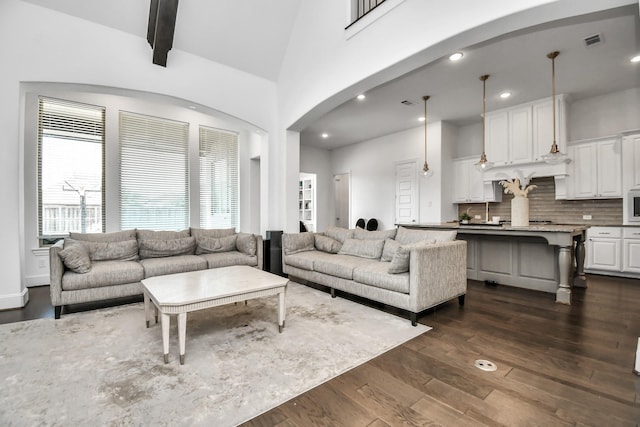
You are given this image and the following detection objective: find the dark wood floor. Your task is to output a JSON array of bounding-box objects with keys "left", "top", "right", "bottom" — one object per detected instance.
[
  {"left": 244, "top": 275, "right": 640, "bottom": 427},
  {"left": 3, "top": 277, "right": 639, "bottom": 426}
]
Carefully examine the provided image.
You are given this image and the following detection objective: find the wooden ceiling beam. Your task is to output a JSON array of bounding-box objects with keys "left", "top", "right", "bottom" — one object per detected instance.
[{"left": 147, "top": 0, "right": 179, "bottom": 67}]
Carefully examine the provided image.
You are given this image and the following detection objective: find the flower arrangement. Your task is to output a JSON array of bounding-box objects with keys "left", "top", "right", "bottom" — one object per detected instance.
[{"left": 499, "top": 171, "right": 537, "bottom": 198}]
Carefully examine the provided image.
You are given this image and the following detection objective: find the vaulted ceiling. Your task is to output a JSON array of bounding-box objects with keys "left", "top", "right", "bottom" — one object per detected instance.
[{"left": 22, "top": 1, "right": 640, "bottom": 150}]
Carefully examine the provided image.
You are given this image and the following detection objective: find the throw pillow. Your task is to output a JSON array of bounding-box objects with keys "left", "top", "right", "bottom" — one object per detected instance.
[
  {"left": 139, "top": 236, "right": 197, "bottom": 259},
  {"left": 282, "top": 232, "right": 315, "bottom": 255},
  {"left": 324, "top": 226, "right": 354, "bottom": 244},
  {"left": 381, "top": 238, "right": 401, "bottom": 262},
  {"left": 338, "top": 238, "right": 384, "bottom": 259},
  {"left": 314, "top": 235, "right": 342, "bottom": 254},
  {"left": 86, "top": 240, "right": 139, "bottom": 262},
  {"left": 388, "top": 240, "right": 436, "bottom": 274},
  {"left": 395, "top": 227, "right": 457, "bottom": 245},
  {"left": 354, "top": 228, "right": 397, "bottom": 241},
  {"left": 191, "top": 227, "right": 236, "bottom": 243},
  {"left": 196, "top": 235, "right": 238, "bottom": 255},
  {"left": 59, "top": 239, "right": 92, "bottom": 274},
  {"left": 235, "top": 233, "right": 257, "bottom": 256}
]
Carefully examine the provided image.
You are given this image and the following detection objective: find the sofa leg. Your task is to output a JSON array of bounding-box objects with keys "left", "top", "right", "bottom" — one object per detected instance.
[
  {"left": 54, "top": 306, "right": 62, "bottom": 319},
  {"left": 458, "top": 295, "right": 465, "bottom": 306},
  {"left": 330, "top": 288, "right": 336, "bottom": 298},
  {"left": 410, "top": 312, "right": 417, "bottom": 326}
]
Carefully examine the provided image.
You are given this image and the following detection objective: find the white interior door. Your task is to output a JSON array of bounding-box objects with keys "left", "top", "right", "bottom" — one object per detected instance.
[
  {"left": 395, "top": 161, "right": 417, "bottom": 224},
  {"left": 334, "top": 173, "right": 350, "bottom": 228}
]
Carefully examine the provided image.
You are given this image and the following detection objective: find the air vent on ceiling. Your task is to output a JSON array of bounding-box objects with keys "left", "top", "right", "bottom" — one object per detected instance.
[
  {"left": 400, "top": 100, "right": 414, "bottom": 106},
  {"left": 584, "top": 33, "right": 603, "bottom": 47}
]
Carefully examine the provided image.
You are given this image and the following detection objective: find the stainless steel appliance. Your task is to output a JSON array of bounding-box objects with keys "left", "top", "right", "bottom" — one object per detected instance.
[{"left": 628, "top": 189, "right": 640, "bottom": 223}]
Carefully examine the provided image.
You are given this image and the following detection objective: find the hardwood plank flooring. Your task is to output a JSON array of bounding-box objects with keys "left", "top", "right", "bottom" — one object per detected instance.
[
  {"left": 245, "top": 275, "right": 640, "bottom": 426},
  {"left": 3, "top": 276, "right": 639, "bottom": 426}
]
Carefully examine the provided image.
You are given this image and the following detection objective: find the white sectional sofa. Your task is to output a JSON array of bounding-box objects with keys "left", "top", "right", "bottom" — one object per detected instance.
[
  {"left": 49, "top": 228, "right": 262, "bottom": 318},
  {"left": 282, "top": 226, "right": 467, "bottom": 325}
]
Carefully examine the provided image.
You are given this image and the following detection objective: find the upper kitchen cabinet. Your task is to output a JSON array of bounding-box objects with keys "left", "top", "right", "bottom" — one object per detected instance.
[
  {"left": 484, "top": 95, "right": 567, "bottom": 167},
  {"left": 622, "top": 131, "right": 640, "bottom": 189},
  {"left": 532, "top": 96, "right": 568, "bottom": 162},
  {"left": 452, "top": 157, "right": 502, "bottom": 204},
  {"left": 566, "top": 136, "right": 621, "bottom": 199}
]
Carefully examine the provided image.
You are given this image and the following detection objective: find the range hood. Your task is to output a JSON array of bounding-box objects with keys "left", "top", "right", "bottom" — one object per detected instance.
[{"left": 482, "top": 161, "right": 570, "bottom": 199}]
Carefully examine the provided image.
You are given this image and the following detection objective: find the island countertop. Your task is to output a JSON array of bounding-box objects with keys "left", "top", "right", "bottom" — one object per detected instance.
[{"left": 397, "top": 222, "right": 589, "bottom": 233}]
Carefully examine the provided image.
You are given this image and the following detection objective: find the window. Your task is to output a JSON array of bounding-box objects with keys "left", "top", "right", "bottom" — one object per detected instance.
[
  {"left": 199, "top": 126, "right": 239, "bottom": 229},
  {"left": 37, "top": 97, "right": 105, "bottom": 240},
  {"left": 119, "top": 111, "right": 189, "bottom": 231}
]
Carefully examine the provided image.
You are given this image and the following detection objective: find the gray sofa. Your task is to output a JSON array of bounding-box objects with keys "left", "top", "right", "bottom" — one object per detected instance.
[
  {"left": 49, "top": 228, "right": 263, "bottom": 318},
  {"left": 282, "top": 226, "right": 467, "bottom": 325}
]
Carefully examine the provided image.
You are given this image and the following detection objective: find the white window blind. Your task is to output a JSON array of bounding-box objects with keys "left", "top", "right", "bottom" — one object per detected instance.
[
  {"left": 120, "top": 111, "right": 189, "bottom": 230},
  {"left": 37, "top": 97, "right": 105, "bottom": 238},
  {"left": 199, "top": 126, "right": 239, "bottom": 229}
]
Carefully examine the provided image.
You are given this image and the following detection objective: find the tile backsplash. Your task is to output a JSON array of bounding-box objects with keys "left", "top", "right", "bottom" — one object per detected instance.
[{"left": 458, "top": 176, "right": 622, "bottom": 225}]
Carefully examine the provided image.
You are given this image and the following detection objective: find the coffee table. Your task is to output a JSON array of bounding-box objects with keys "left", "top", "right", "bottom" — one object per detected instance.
[{"left": 142, "top": 265, "right": 289, "bottom": 364}]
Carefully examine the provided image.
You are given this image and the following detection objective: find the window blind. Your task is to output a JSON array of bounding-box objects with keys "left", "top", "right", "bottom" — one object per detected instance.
[
  {"left": 37, "top": 97, "right": 105, "bottom": 238},
  {"left": 119, "top": 111, "right": 189, "bottom": 231},
  {"left": 199, "top": 126, "right": 239, "bottom": 229}
]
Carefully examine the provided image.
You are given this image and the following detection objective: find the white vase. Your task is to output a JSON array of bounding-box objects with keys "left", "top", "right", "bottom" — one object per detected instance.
[{"left": 511, "top": 196, "right": 529, "bottom": 227}]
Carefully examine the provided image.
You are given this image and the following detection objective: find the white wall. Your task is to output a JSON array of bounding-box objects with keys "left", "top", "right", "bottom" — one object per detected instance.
[
  {"left": 454, "top": 122, "right": 483, "bottom": 158},
  {"left": 568, "top": 88, "right": 640, "bottom": 141},
  {"left": 300, "top": 145, "right": 332, "bottom": 232},
  {"left": 1, "top": 0, "right": 278, "bottom": 308},
  {"left": 330, "top": 122, "right": 450, "bottom": 230}
]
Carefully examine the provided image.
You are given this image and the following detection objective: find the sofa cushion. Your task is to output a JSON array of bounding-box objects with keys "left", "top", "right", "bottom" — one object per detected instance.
[
  {"left": 59, "top": 239, "right": 92, "bottom": 274},
  {"left": 314, "top": 235, "right": 342, "bottom": 254},
  {"left": 236, "top": 233, "right": 257, "bottom": 256},
  {"left": 191, "top": 227, "right": 236, "bottom": 242},
  {"left": 324, "top": 226, "right": 354, "bottom": 244},
  {"left": 283, "top": 232, "right": 315, "bottom": 255},
  {"left": 353, "top": 261, "right": 410, "bottom": 293},
  {"left": 61, "top": 260, "right": 144, "bottom": 291},
  {"left": 195, "top": 235, "right": 238, "bottom": 254},
  {"left": 381, "top": 238, "right": 401, "bottom": 262},
  {"left": 388, "top": 240, "right": 436, "bottom": 274},
  {"left": 137, "top": 229, "right": 191, "bottom": 241},
  {"left": 139, "top": 236, "right": 197, "bottom": 259},
  {"left": 395, "top": 227, "right": 457, "bottom": 245},
  {"left": 353, "top": 228, "right": 397, "bottom": 241},
  {"left": 84, "top": 239, "right": 139, "bottom": 262},
  {"left": 197, "top": 251, "right": 258, "bottom": 269},
  {"left": 338, "top": 238, "right": 384, "bottom": 259},
  {"left": 140, "top": 255, "right": 207, "bottom": 278},
  {"left": 284, "top": 251, "right": 338, "bottom": 271},
  {"left": 313, "top": 254, "right": 378, "bottom": 280},
  {"left": 69, "top": 229, "right": 136, "bottom": 243}
]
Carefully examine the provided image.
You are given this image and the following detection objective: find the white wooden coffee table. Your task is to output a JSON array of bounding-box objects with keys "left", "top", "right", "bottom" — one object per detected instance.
[{"left": 142, "top": 265, "right": 288, "bottom": 364}]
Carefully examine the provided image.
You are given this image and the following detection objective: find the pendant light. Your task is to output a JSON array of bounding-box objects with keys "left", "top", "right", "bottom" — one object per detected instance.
[
  {"left": 475, "top": 74, "right": 493, "bottom": 172},
  {"left": 541, "top": 51, "right": 570, "bottom": 164},
  {"left": 422, "top": 95, "right": 433, "bottom": 178}
]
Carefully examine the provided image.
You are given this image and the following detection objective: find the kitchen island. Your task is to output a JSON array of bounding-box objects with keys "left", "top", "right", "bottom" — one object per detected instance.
[{"left": 398, "top": 223, "right": 588, "bottom": 304}]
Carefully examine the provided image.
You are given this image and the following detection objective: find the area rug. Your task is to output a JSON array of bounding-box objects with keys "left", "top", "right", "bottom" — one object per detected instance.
[{"left": 0, "top": 282, "right": 429, "bottom": 426}]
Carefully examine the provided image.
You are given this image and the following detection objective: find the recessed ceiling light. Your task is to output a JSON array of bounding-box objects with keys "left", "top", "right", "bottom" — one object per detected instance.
[
  {"left": 188, "top": 105, "right": 197, "bottom": 110},
  {"left": 631, "top": 55, "right": 640, "bottom": 63},
  {"left": 418, "top": 117, "right": 425, "bottom": 122},
  {"left": 500, "top": 92, "right": 511, "bottom": 99},
  {"left": 449, "top": 52, "right": 463, "bottom": 61},
  {"left": 357, "top": 94, "right": 366, "bottom": 100},
  {"left": 321, "top": 133, "right": 329, "bottom": 138}
]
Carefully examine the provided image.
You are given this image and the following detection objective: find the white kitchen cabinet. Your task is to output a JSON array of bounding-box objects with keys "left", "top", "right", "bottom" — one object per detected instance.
[
  {"left": 451, "top": 157, "right": 502, "bottom": 204},
  {"left": 567, "top": 137, "right": 621, "bottom": 199},
  {"left": 532, "top": 95, "right": 568, "bottom": 162},
  {"left": 586, "top": 227, "right": 622, "bottom": 271},
  {"left": 452, "top": 158, "right": 484, "bottom": 203},
  {"left": 622, "top": 132, "right": 640, "bottom": 189},
  {"left": 485, "top": 106, "right": 533, "bottom": 166},
  {"left": 622, "top": 227, "right": 640, "bottom": 273}
]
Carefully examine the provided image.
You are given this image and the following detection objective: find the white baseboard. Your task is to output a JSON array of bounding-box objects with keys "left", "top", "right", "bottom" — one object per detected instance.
[
  {"left": 0, "top": 288, "right": 29, "bottom": 310},
  {"left": 25, "top": 274, "right": 50, "bottom": 287}
]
